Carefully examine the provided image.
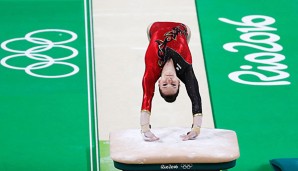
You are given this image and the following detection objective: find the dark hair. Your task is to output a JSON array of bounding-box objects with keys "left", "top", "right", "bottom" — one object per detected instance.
[{"left": 159, "top": 86, "right": 180, "bottom": 103}]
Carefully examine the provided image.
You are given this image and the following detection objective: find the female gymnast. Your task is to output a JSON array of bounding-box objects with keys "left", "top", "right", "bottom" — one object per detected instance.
[{"left": 141, "top": 22, "right": 203, "bottom": 141}]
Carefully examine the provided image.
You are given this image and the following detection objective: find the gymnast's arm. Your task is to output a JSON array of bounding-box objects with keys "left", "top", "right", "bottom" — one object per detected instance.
[
  {"left": 184, "top": 66, "right": 202, "bottom": 116},
  {"left": 180, "top": 65, "right": 203, "bottom": 140},
  {"left": 141, "top": 68, "right": 159, "bottom": 113},
  {"left": 140, "top": 68, "right": 160, "bottom": 141}
]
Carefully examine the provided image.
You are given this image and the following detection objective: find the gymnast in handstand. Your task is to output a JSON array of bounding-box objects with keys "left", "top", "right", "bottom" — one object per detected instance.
[{"left": 141, "top": 22, "right": 203, "bottom": 141}]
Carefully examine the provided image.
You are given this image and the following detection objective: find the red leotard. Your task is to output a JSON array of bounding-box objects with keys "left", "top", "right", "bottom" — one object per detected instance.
[{"left": 141, "top": 22, "right": 202, "bottom": 115}]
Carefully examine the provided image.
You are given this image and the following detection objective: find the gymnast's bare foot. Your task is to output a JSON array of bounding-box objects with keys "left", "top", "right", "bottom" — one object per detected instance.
[{"left": 142, "top": 130, "right": 160, "bottom": 142}]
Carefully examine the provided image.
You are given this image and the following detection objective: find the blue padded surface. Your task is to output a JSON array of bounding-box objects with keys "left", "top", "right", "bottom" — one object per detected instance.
[{"left": 270, "top": 158, "right": 298, "bottom": 171}]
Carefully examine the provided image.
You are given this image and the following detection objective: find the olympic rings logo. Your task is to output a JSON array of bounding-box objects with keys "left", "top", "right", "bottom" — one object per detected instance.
[
  {"left": 180, "top": 164, "right": 193, "bottom": 170},
  {"left": 0, "top": 29, "right": 79, "bottom": 78}
]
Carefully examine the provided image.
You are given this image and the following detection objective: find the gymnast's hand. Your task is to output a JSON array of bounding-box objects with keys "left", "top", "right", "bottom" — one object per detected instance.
[
  {"left": 142, "top": 130, "right": 160, "bottom": 142},
  {"left": 140, "top": 111, "right": 159, "bottom": 141},
  {"left": 181, "top": 128, "right": 200, "bottom": 141},
  {"left": 181, "top": 113, "right": 202, "bottom": 141}
]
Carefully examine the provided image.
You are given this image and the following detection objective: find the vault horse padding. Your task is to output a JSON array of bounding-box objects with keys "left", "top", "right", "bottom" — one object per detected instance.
[{"left": 109, "top": 127, "right": 240, "bottom": 171}]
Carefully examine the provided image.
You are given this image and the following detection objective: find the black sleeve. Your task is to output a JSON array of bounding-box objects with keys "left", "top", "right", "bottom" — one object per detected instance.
[
  {"left": 181, "top": 66, "right": 202, "bottom": 115},
  {"left": 165, "top": 47, "right": 202, "bottom": 115}
]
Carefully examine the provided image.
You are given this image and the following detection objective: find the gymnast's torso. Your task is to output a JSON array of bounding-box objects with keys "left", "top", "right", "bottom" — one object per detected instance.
[{"left": 141, "top": 21, "right": 202, "bottom": 115}]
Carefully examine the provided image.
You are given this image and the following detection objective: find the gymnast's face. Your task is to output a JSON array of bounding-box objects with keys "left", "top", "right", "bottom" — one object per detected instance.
[{"left": 158, "top": 75, "right": 180, "bottom": 95}]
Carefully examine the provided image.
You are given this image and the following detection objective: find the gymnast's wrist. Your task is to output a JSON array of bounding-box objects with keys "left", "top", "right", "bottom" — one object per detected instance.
[
  {"left": 192, "top": 113, "right": 202, "bottom": 129},
  {"left": 193, "top": 113, "right": 202, "bottom": 117},
  {"left": 191, "top": 125, "right": 201, "bottom": 134},
  {"left": 141, "top": 110, "right": 151, "bottom": 115},
  {"left": 141, "top": 123, "right": 151, "bottom": 133}
]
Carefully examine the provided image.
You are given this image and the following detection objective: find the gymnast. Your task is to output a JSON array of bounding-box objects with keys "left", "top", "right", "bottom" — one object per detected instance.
[{"left": 141, "top": 21, "right": 202, "bottom": 141}]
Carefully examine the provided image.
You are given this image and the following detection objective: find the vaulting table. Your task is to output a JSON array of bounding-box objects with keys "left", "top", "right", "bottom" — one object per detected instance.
[{"left": 110, "top": 127, "right": 240, "bottom": 171}]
